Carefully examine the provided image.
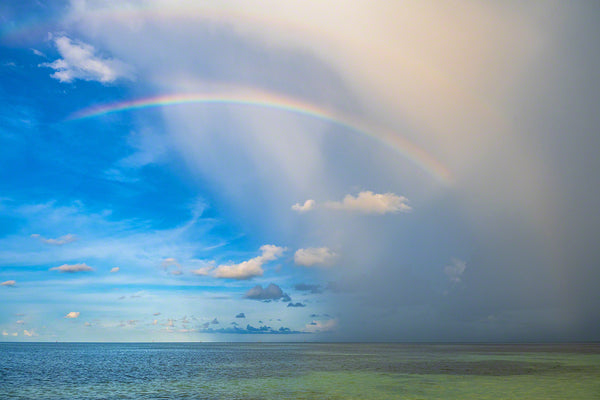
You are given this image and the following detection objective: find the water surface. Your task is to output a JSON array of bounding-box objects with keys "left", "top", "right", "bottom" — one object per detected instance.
[{"left": 1, "top": 342, "right": 598, "bottom": 399}]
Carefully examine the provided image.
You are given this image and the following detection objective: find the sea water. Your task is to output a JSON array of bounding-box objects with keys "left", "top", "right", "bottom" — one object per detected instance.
[{"left": 1, "top": 342, "right": 598, "bottom": 399}]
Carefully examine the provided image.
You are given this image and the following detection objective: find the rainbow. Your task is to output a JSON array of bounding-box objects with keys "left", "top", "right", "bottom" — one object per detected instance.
[{"left": 67, "top": 89, "right": 452, "bottom": 184}]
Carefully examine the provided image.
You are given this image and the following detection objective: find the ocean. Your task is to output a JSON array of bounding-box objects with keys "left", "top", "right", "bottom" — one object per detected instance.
[{"left": 1, "top": 342, "right": 598, "bottom": 399}]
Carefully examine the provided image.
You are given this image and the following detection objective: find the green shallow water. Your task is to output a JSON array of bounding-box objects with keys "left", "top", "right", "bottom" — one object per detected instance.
[{"left": 1, "top": 343, "right": 598, "bottom": 399}]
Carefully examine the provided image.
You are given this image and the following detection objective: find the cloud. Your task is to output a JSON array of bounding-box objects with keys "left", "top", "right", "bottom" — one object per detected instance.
[
  {"left": 235, "top": 312, "right": 246, "bottom": 318},
  {"left": 201, "top": 324, "right": 303, "bottom": 334},
  {"left": 213, "top": 245, "right": 285, "bottom": 280},
  {"left": 31, "top": 48, "right": 46, "bottom": 58},
  {"left": 294, "top": 283, "right": 323, "bottom": 294},
  {"left": 287, "top": 302, "right": 306, "bottom": 308},
  {"left": 292, "top": 192, "right": 411, "bottom": 214},
  {"left": 190, "top": 266, "right": 212, "bottom": 276},
  {"left": 41, "top": 35, "right": 133, "bottom": 83},
  {"left": 304, "top": 319, "right": 338, "bottom": 333},
  {"left": 23, "top": 329, "right": 37, "bottom": 337},
  {"left": 291, "top": 199, "right": 315, "bottom": 213},
  {"left": 50, "top": 263, "right": 94, "bottom": 273},
  {"left": 244, "top": 283, "right": 291, "bottom": 302},
  {"left": 324, "top": 191, "right": 411, "bottom": 214},
  {"left": 211, "top": 318, "right": 219, "bottom": 325},
  {"left": 31, "top": 233, "right": 77, "bottom": 245},
  {"left": 294, "top": 247, "right": 337, "bottom": 267},
  {"left": 1, "top": 280, "right": 16, "bottom": 287},
  {"left": 16, "top": 320, "right": 25, "bottom": 325},
  {"left": 444, "top": 258, "right": 467, "bottom": 283},
  {"left": 64, "top": 311, "right": 80, "bottom": 318},
  {"left": 110, "top": 267, "right": 120, "bottom": 273}
]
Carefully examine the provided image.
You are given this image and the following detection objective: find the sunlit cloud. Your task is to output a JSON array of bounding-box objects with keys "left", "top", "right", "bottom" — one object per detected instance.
[
  {"left": 324, "top": 191, "right": 411, "bottom": 214},
  {"left": 64, "top": 311, "right": 80, "bottom": 319},
  {"left": 304, "top": 319, "right": 338, "bottom": 333},
  {"left": 1, "top": 280, "right": 16, "bottom": 287},
  {"left": 291, "top": 199, "right": 315, "bottom": 213},
  {"left": 213, "top": 245, "right": 286, "bottom": 280},
  {"left": 110, "top": 267, "right": 120, "bottom": 273},
  {"left": 294, "top": 247, "right": 337, "bottom": 267},
  {"left": 40, "top": 35, "right": 133, "bottom": 83}
]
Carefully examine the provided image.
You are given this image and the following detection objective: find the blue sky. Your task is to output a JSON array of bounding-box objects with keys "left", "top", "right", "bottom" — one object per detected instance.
[{"left": 1, "top": 1, "right": 599, "bottom": 342}]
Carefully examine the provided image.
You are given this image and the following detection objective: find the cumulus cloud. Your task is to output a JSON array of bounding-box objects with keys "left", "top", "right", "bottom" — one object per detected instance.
[
  {"left": 324, "top": 191, "right": 411, "bottom": 214},
  {"left": 201, "top": 324, "right": 302, "bottom": 334},
  {"left": 64, "top": 311, "right": 80, "bottom": 318},
  {"left": 244, "top": 283, "right": 291, "bottom": 302},
  {"left": 1, "top": 280, "right": 16, "bottom": 287},
  {"left": 291, "top": 199, "right": 315, "bottom": 213},
  {"left": 294, "top": 247, "right": 337, "bottom": 267},
  {"left": 50, "top": 263, "right": 94, "bottom": 273},
  {"left": 444, "top": 258, "right": 467, "bottom": 283},
  {"left": 41, "top": 35, "right": 132, "bottom": 83},
  {"left": 110, "top": 267, "right": 120, "bottom": 273},
  {"left": 235, "top": 312, "right": 246, "bottom": 318},
  {"left": 213, "top": 245, "right": 286, "bottom": 280},
  {"left": 31, "top": 233, "right": 77, "bottom": 245},
  {"left": 292, "top": 192, "right": 410, "bottom": 214}
]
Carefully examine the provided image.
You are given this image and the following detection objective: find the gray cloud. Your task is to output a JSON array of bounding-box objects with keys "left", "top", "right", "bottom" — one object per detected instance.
[
  {"left": 294, "top": 283, "right": 323, "bottom": 294},
  {"left": 235, "top": 313, "right": 246, "bottom": 318},
  {"left": 244, "top": 283, "right": 291, "bottom": 302},
  {"left": 287, "top": 302, "right": 306, "bottom": 308}
]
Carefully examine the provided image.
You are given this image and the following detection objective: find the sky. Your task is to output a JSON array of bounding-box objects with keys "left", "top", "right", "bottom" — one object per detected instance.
[{"left": 0, "top": 0, "right": 599, "bottom": 342}]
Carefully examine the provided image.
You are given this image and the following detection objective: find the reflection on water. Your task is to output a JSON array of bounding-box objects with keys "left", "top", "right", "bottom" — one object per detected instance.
[{"left": 1, "top": 343, "right": 598, "bottom": 399}]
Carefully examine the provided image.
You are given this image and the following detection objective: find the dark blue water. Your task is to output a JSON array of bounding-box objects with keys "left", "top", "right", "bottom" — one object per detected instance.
[{"left": 1, "top": 342, "right": 599, "bottom": 399}]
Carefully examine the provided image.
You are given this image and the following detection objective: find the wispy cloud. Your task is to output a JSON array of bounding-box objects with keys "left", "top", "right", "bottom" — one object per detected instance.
[
  {"left": 1, "top": 280, "right": 16, "bottom": 287},
  {"left": 444, "top": 258, "right": 467, "bottom": 283},
  {"left": 110, "top": 267, "right": 120, "bottom": 273},
  {"left": 31, "top": 233, "right": 77, "bottom": 245},
  {"left": 294, "top": 247, "right": 337, "bottom": 267},
  {"left": 213, "top": 245, "right": 285, "bottom": 280},
  {"left": 41, "top": 35, "right": 133, "bottom": 83},
  {"left": 50, "top": 263, "right": 94, "bottom": 273}
]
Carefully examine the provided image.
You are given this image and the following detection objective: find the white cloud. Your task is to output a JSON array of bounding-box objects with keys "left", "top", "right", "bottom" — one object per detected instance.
[
  {"left": 23, "top": 329, "right": 37, "bottom": 337},
  {"left": 444, "top": 258, "right": 467, "bottom": 283},
  {"left": 16, "top": 320, "right": 25, "bottom": 325},
  {"left": 50, "top": 263, "right": 94, "bottom": 273},
  {"left": 41, "top": 35, "right": 133, "bottom": 83},
  {"left": 294, "top": 247, "right": 337, "bottom": 267},
  {"left": 324, "top": 191, "right": 411, "bottom": 214},
  {"left": 191, "top": 266, "right": 212, "bottom": 276},
  {"left": 291, "top": 199, "right": 315, "bottom": 213},
  {"left": 1, "top": 280, "right": 16, "bottom": 287},
  {"left": 64, "top": 311, "right": 80, "bottom": 318},
  {"left": 213, "top": 245, "right": 285, "bottom": 280},
  {"left": 110, "top": 267, "right": 120, "bottom": 273},
  {"left": 31, "top": 48, "right": 46, "bottom": 57},
  {"left": 3, "top": 330, "right": 18, "bottom": 336},
  {"left": 31, "top": 233, "right": 77, "bottom": 245}
]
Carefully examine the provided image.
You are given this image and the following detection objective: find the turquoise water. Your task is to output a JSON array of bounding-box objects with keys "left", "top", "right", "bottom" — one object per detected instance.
[{"left": 1, "top": 343, "right": 598, "bottom": 399}]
